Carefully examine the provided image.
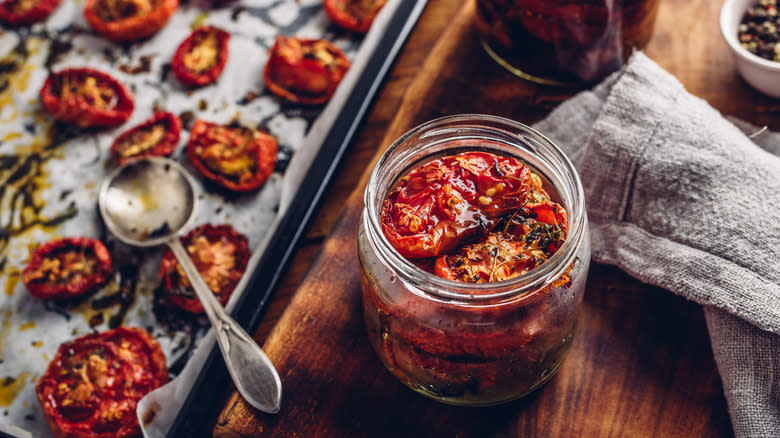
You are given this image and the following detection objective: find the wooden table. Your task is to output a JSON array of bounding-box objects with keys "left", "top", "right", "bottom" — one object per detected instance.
[{"left": 211, "top": 0, "right": 779, "bottom": 436}]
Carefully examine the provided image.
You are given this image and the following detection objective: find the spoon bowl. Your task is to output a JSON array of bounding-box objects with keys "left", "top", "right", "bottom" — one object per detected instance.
[
  {"left": 99, "top": 157, "right": 197, "bottom": 247},
  {"left": 98, "top": 157, "right": 282, "bottom": 414}
]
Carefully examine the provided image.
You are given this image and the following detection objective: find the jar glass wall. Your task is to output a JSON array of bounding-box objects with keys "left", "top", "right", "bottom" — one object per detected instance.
[
  {"left": 474, "top": 0, "right": 660, "bottom": 85},
  {"left": 358, "top": 115, "right": 591, "bottom": 406}
]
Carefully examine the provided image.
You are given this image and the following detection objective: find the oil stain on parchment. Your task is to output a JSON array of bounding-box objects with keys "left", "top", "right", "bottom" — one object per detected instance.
[{"left": 0, "top": 38, "right": 82, "bottom": 288}]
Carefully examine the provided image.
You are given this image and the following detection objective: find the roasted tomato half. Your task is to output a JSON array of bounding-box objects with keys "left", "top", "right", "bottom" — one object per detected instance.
[
  {"left": 83, "top": 0, "right": 178, "bottom": 43},
  {"left": 110, "top": 111, "right": 182, "bottom": 165},
  {"left": 159, "top": 224, "right": 250, "bottom": 314},
  {"left": 434, "top": 232, "right": 541, "bottom": 283},
  {"left": 324, "top": 0, "right": 387, "bottom": 33},
  {"left": 0, "top": 0, "right": 61, "bottom": 26},
  {"left": 187, "top": 119, "right": 277, "bottom": 192},
  {"left": 381, "top": 151, "right": 537, "bottom": 259},
  {"left": 171, "top": 25, "right": 230, "bottom": 88},
  {"left": 36, "top": 327, "right": 167, "bottom": 438},
  {"left": 40, "top": 68, "right": 134, "bottom": 129},
  {"left": 263, "top": 36, "right": 351, "bottom": 105},
  {"left": 22, "top": 237, "right": 112, "bottom": 301},
  {"left": 433, "top": 205, "right": 568, "bottom": 283}
]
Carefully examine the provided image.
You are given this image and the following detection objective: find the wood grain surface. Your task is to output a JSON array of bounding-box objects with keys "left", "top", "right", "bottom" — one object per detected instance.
[{"left": 211, "top": 0, "right": 780, "bottom": 436}]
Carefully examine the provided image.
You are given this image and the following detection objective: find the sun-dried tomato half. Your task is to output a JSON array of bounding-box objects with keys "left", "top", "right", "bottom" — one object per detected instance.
[
  {"left": 83, "top": 0, "right": 178, "bottom": 43},
  {"left": 22, "top": 237, "right": 112, "bottom": 301},
  {"left": 263, "top": 36, "right": 351, "bottom": 105},
  {"left": 0, "top": 0, "right": 61, "bottom": 26},
  {"left": 381, "top": 151, "right": 537, "bottom": 259},
  {"left": 110, "top": 111, "right": 182, "bottom": 165},
  {"left": 35, "top": 327, "right": 167, "bottom": 438},
  {"left": 434, "top": 195, "right": 568, "bottom": 283},
  {"left": 171, "top": 25, "right": 230, "bottom": 88},
  {"left": 324, "top": 0, "right": 387, "bottom": 33},
  {"left": 40, "top": 67, "right": 134, "bottom": 129},
  {"left": 376, "top": 295, "right": 536, "bottom": 361},
  {"left": 158, "top": 224, "right": 250, "bottom": 314},
  {"left": 434, "top": 233, "right": 541, "bottom": 283},
  {"left": 187, "top": 119, "right": 277, "bottom": 192},
  {"left": 436, "top": 226, "right": 562, "bottom": 282}
]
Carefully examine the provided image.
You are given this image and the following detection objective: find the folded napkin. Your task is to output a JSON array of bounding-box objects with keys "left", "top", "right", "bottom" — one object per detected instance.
[{"left": 534, "top": 52, "right": 780, "bottom": 437}]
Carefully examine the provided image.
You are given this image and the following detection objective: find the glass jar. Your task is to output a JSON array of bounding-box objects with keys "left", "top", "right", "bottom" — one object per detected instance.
[
  {"left": 474, "top": 0, "right": 660, "bottom": 85},
  {"left": 358, "top": 115, "right": 591, "bottom": 406}
]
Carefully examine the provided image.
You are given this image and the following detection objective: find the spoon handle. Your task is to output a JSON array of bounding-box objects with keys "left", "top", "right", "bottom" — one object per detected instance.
[{"left": 166, "top": 238, "right": 282, "bottom": 414}]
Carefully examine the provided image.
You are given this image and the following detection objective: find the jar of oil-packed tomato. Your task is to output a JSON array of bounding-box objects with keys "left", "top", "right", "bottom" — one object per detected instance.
[
  {"left": 475, "top": 0, "right": 660, "bottom": 85},
  {"left": 358, "top": 115, "right": 591, "bottom": 406}
]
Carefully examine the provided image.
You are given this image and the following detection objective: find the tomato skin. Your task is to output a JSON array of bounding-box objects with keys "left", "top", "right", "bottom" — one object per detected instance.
[
  {"left": 187, "top": 119, "right": 277, "bottom": 192},
  {"left": 0, "top": 0, "right": 61, "bottom": 26},
  {"left": 83, "top": 0, "right": 178, "bottom": 43},
  {"left": 323, "top": 0, "right": 387, "bottom": 33},
  {"left": 523, "top": 199, "right": 567, "bottom": 226},
  {"left": 110, "top": 111, "right": 182, "bottom": 165},
  {"left": 263, "top": 36, "right": 351, "bottom": 105},
  {"left": 381, "top": 151, "right": 535, "bottom": 259},
  {"left": 22, "top": 237, "right": 112, "bottom": 301},
  {"left": 159, "top": 224, "right": 250, "bottom": 314},
  {"left": 39, "top": 68, "right": 134, "bottom": 129},
  {"left": 171, "top": 26, "right": 230, "bottom": 88},
  {"left": 36, "top": 327, "right": 167, "bottom": 438}
]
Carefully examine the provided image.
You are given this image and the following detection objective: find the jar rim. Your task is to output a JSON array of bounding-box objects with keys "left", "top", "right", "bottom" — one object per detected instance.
[{"left": 363, "top": 114, "right": 587, "bottom": 303}]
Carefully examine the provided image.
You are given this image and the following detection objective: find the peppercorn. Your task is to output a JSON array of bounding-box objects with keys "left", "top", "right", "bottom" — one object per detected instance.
[{"left": 740, "top": 0, "right": 780, "bottom": 61}]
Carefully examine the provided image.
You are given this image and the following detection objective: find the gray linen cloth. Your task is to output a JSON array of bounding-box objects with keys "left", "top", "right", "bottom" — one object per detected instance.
[{"left": 533, "top": 52, "right": 780, "bottom": 437}]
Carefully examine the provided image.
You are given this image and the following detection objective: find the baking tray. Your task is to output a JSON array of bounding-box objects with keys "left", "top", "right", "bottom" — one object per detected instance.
[{"left": 0, "top": 0, "right": 427, "bottom": 436}]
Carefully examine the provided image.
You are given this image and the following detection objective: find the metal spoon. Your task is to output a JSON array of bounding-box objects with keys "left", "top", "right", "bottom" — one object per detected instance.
[{"left": 98, "top": 157, "right": 282, "bottom": 414}]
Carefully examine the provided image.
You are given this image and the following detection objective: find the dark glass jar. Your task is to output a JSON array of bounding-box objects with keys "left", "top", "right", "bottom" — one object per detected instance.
[
  {"left": 358, "top": 115, "right": 591, "bottom": 406},
  {"left": 475, "top": 0, "right": 660, "bottom": 85}
]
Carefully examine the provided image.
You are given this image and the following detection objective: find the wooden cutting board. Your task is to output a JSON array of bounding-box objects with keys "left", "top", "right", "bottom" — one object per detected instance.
[{"left": 212, "top": 0, "right": 777, "bottom": 435}]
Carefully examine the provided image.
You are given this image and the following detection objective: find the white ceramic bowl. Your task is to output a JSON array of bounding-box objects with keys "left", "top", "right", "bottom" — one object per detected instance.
[{"left": 721, "top": 0, "right": 780, "bottom": 98}]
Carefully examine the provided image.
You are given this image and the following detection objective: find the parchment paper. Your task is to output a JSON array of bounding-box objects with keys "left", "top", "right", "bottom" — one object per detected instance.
[{"left": 0, "top": 0, "right": 405, "bottom": 435}]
